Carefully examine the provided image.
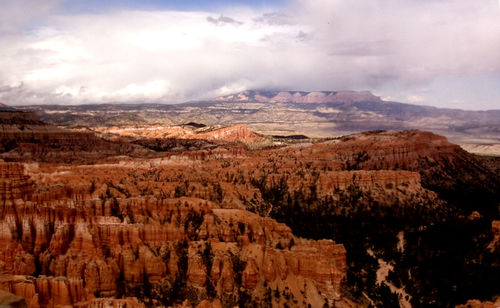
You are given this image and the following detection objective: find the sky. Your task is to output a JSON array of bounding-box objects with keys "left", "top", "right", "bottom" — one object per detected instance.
[{"left": 0, "top": 0, "right": 500, "bottom": 110}]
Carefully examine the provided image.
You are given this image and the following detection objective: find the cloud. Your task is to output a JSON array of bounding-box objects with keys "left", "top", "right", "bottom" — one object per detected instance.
[
  {"left": 407, "top": 95, "right": 424, "bottom": 103},
  {"left": 0, "top": 0, "right": 499, "bottom": 109},
  {"left": 0, "top": 0, "right": 60, "bottom": 34},
  {"left": 254, "top": 12, "right": 294, "bottom": 25},
  {"left": 293, "top": 0, "right": 500, "bottom": 84},
  {"left": 207, "top": 15, "right": 243, "bottom": 26},
  {"left": 0, "top": 9, "right": 311, "bottom": 105}
]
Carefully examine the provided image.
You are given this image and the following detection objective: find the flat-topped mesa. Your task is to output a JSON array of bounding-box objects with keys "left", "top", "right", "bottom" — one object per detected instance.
[
  {"left": 215, "top": 90, "right": 383, "bottom": 104},
  {"left": 0, "top": 163, "right": 33, "bottom": 201}
]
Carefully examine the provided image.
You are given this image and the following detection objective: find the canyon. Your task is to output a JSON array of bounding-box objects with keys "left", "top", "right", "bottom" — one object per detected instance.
[
  {"left": 0, "top": 161, "right": 347, "bottom": 307},
  {"left": 0, "top": 109, "right": 498, "bottom": 307}
]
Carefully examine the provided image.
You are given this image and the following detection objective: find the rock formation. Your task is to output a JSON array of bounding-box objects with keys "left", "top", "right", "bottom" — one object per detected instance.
[
  {"left": 0, "top": 163, "right": 33, "bottom": 200},
  {"left": 456, "top": 299, "right": 500, "bottom": 308},
  {"left": 0, "top": 124, "right": 498, "bottom": 307},
  {"left": 187, "top": 124, "right": 263, "bottom": 144},
  {"left": 487, "top": 220, "right": 500, "bottom": 252},
  {"left": 0, "top": 289, "right": 27, "bottom": 308},
  {"left": 0, "top": 163, "right": 347, "bottom": 307},
  {"left": 0, "top": 112, "right": 148, "bottom": 163}
]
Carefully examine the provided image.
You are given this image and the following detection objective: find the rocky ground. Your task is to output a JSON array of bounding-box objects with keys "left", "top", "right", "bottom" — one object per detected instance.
[{"left": 0, "top": 111, "right": 499, "bottom": 307}]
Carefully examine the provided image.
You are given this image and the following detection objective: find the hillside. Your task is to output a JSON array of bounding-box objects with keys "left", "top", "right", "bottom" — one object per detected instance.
[
  {"left": 13, "top": 90, "right": 500, "bottom": 155},
  {"left": 0, "top": 111, "right": 149, "bottom": 163}
]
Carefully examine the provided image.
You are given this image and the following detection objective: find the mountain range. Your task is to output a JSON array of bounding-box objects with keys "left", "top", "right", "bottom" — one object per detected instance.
[{"left": 12, "top": 90, "right": 500, "bottom": 155}]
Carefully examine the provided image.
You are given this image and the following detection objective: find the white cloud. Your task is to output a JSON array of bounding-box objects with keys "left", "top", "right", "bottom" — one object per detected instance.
[
  {"left": 0, "top": 0, "right": 500, "bottom": 109},
  {"left": 0, "top": 9, "right": 311, "bottom": 104},
  {"left": 407, "top": 95, "right": 424, "bottom": 103},
  {"left": 0, "top": 0, "right": 60, "bottom": 34}
]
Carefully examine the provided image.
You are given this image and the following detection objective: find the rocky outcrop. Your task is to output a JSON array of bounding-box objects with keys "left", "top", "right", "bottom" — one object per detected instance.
[
  {"left": 74, "top": 297, "right": 146, "bottom": 308},
  {"left": 0, "top": 164, "right": 346, "bottom": 307},
  {"left": 0, "top": 111, "right": 42, "bottom": 125},
  {"left": 0, "top": 163, "right": 33, "bottom": 200},
  {"left": 174, "top": 299, "right": 222, "bottom": 308},
  {"left": 0, "top": 275, "right": 85, "bottom": 308},
  {"left": 319, "top": 130, "right": 462, "bottom": 171},
  {"left": 456, "top": 299, "right": 500, "bottom": 308},
  {"left": 0, "top": 289, "right": 26, "bottom": 308},
  {"left": 1, "top": 126, "right": 497, "bottom": 307},
  {"left": 202, "top": 209, "right": 346, "bottom": 299},
  {"left": 264, "top": 170, "right": 422, "bottom": 197},
  {"left": 187, "top": 125, "right": 263, "bottom": 145},
  {"left": 0, "top": 112, "right": 148, "bottom": 163},
  {"left": 487, "top": 221, "right": 500, "bottom": 252},
  {"left": 96, "top": 124, "right": 263, "bottom": 147}
]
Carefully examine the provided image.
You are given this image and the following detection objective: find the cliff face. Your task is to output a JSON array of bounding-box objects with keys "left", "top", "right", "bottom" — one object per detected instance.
[
  {"left": 0, "top": 163, "right": 346, "bottom": 307},
  {"left": 187, "top": 125, "right": 263, "bottom": 145},
  {"left": 0, "top": 111, "right": 43, "bottom": 124},
  {"left": 0, "top": 163, "right": 33, "bottom": 201},
  {"left": 304, "top": 130, "right": 500, "bottom": 214},
  {"left": 96, "top": 124, "right": 263, "bottom": 146},
  {"left": 0, "top": 112, "right": 148, "bottom": 163},
  {"left": 0, "top": 289, "right": 26, "bottom": 308}
]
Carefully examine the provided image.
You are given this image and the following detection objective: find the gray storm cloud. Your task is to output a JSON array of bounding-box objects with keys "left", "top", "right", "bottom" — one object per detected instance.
[{"left": 0, "top": 0, "right": 499, "bottom": 109}]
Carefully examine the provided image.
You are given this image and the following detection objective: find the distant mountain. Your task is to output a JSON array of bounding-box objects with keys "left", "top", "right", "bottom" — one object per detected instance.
[
  {"left": 13, "top": 90, "right": 500, "bottom": 154},
  {"left": 215, "top": 90, "right": 383, "bottom": 104},
  {"left": 0, "top": 103, "right": 17, "bottom": 112}
]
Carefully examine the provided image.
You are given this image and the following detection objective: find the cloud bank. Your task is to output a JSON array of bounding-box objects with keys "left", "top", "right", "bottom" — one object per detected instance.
[{"left": 1, "top": 0, "right": 500, "bottom": 109}]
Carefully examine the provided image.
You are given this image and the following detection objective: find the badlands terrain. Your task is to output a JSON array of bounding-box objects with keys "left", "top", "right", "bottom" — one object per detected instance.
[{"left": 0, "top": 92, "right": 499, "bottom": 308}]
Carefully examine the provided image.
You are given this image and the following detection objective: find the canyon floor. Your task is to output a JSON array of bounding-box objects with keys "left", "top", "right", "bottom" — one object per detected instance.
[{"left": 0, "top": 108, "right": 499, "bottom": 308}]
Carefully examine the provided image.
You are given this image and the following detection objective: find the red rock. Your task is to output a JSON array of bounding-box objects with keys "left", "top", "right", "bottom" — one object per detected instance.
[
  {"left": 456, "top": 299, "right": 498, "bottom": 308},
  {"left": 74, "top": 297, "right": 146, "bottom": 308},
  {"left": 487, "top": 220, "right": 500, "bottom": 252},
  {"left": 187, "top": 124, "right": 263, "bottom": 145},
  {"left": 242, "top": 259, "right": 259, "bottom": 290},
  {"left": 0, "top": 289, "right": 27, "bottom": 308}
]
